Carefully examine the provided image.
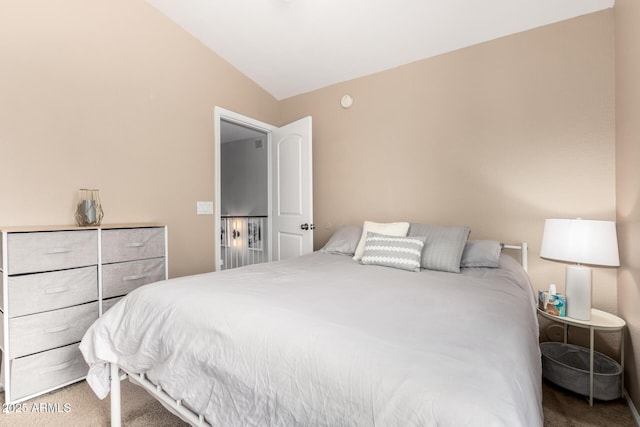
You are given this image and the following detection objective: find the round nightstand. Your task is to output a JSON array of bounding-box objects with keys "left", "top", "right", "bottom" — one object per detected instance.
[{"left": 537, "top": 308, "right": 625, "bottom": 406}]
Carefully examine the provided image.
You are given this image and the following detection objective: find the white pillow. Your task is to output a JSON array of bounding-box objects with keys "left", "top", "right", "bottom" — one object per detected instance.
[{"left": 353, "top": 221, "right": 410, "bottom": 260}]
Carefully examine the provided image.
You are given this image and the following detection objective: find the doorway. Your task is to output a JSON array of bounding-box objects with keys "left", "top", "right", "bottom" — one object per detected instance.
[
  {"left": 218, "top": 118, "right": 270, "bottom": 270},
  {"left": 214, "top": 107, "right": 314, "bottom": 271}
]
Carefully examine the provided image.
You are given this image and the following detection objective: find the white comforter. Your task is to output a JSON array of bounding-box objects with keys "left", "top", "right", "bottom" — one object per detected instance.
[{"left": 80, "top": 252, "right": 543, "bottom": 427}]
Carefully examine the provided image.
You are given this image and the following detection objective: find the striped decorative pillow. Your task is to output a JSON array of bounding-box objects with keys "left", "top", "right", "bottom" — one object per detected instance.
[{"left": 360, "top": 232, "right": 426, "bottom": 272}]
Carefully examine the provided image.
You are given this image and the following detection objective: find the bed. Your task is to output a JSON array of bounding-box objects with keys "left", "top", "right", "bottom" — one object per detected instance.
[{"left": 80, "top": 223, "right": 543, "bottom": 426}]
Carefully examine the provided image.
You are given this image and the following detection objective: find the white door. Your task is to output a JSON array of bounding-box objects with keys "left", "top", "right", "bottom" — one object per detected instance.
[{"left": 271, "top": 116, "right": 313, "bottom": 260}]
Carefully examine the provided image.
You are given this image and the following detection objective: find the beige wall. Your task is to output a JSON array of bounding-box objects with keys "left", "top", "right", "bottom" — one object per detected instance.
[
  {"left": 616, "top": 0, "right": 640, "bottom": 412},
  {"left": 0, "top": 0, "right": 280, "bottom": 278},
  {"left": 281, "top": 11, "right": 616, "bottom": 310}
]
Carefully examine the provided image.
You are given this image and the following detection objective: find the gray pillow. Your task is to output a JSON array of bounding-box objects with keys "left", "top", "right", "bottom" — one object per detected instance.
[
  {"left": 460, "top": 240, "right": 502, "bottom": 268},
  {"left": 360, "top": 232, "right": 426, "bottom": 272},
  {"left": 407, "top": 223, "right": 471, "bottom": 273},
  {"left": 320, "top": 225, "right": 362, "bottom": 256}
]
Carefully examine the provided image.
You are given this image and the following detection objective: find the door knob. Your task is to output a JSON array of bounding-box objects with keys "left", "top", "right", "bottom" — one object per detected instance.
[{"left": 301, "top": 223, "right": 309, "bottom": 230}]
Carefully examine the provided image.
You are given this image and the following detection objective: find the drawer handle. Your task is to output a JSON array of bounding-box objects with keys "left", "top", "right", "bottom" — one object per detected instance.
[
  {"left": 45, "top": 248, "right": 71, "bottom": 255},
  {"left": 39, "top": 359, "right": 79, "bottom": 374},
  {"left": 45, "top": 286, "right": 70, "bottom": 294},
  {"left": 125, "top": 242, "right": 145, "bottom": 248},
  {"left": 122, "top": 274, "right": 146, "bottom": 281},
  {"left": 44, "top": 324, "right": 71, "bottom": 334}
]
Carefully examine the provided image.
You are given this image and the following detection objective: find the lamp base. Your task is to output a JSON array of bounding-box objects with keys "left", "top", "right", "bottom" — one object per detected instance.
[{"left": 565, "top": 265, "right": 592, "bottom": 320}]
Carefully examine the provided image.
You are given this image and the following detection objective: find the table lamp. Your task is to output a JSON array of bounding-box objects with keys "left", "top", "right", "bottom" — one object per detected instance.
[{"left": 540, "top": 218, "right": 619, "bottom": 321}]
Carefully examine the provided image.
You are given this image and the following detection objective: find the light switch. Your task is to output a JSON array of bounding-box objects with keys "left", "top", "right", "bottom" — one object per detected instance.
[{"left": 196, "top": 201, "right": 214, "bottom": 215}]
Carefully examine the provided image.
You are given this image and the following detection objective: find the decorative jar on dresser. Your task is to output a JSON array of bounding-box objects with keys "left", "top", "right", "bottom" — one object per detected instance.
[{"left": 0, "top": 223, "right": 167, "bottom": 404}]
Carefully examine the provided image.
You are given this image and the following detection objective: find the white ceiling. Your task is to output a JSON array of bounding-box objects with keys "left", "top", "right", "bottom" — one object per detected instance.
[{"left": 147, "top": 0, "right": 614, "bottom": 100}]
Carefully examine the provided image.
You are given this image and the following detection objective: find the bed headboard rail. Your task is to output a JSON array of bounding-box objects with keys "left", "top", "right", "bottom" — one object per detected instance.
[{"left": 502, "top": 242, "right": 528, "bottom": 272}]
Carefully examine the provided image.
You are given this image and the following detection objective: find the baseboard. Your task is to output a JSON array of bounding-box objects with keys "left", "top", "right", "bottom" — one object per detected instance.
[{"left": 625, "top": 389, "right": 640, "bottom": 427}]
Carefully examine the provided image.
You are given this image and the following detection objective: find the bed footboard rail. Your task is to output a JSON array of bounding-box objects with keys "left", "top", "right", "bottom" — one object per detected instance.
[{"left": 109, "top": 362, "right": 212, "bottom": 427}]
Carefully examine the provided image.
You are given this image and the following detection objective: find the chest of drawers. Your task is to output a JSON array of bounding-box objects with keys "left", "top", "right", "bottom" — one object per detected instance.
[{"left": 0, "top": 223, "right": 167, "bottom": 404}]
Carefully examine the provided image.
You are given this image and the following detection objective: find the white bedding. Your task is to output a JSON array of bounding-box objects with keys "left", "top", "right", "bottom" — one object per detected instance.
[{"left": 80, "top": 252, "right": 543, "bottom": 426}]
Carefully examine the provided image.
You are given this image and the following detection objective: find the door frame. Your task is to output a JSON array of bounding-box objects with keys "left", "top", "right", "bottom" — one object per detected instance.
[{"left": 214, "top": 107, "right": 276, "bottom": 271}]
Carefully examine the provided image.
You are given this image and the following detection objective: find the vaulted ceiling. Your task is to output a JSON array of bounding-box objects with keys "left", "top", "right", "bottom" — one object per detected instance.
[{"left": 147, "top": 0, "right": 614, "bottom": 100}]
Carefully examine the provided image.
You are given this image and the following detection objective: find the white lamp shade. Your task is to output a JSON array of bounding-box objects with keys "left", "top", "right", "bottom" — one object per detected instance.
[{"left": 540, "top": 218, "right": 619, "bottom": 267}]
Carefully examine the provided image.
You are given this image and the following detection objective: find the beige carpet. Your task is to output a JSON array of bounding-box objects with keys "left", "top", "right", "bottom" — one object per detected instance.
[
  {"left": 542, "top": 380, "right": 636, "bottom": 427},
  {"left": 0, "top": 379, "right": 636, "bottom": 426}
]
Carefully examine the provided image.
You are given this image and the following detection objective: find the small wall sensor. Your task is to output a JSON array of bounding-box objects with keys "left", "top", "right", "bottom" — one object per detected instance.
[{"left": 340, "top": 94, "right": 353, "bottom": 109}]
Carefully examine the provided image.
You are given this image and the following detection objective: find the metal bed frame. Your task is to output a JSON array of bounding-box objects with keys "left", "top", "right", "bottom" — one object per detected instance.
[{"left": 109, "top": 364, "right": 212, "bottom": 427}]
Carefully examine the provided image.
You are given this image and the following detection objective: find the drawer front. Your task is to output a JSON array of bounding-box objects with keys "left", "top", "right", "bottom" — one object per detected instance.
[
  {"left": 102, "top": 227, "right": 165, "bottom": 264},
  {"left": 102, "top": 258, "right": 166, "bottom": 299},
  {"left": 1, "top": 231, "right": 4, "bottom": 271},
  {"left": 102, "top": 296, "right": 124, "bottom": 314},
  {"left": 10, "top": 343, "right": 88, "bottom": 401},
  {"left": 10, "top": 302, "right": 98, "bottom": 358},
  {"left": 7, "top": 230, "right": 98, "bottom": 275},
  {"left": 0, "top": 269, "right": 6, "bottom": 310},
  {"left": 8, "top": 266, "right": 98, "bottom": 317},
  {"left": 0, "top": 313, "right": 4, "bottom": 353}
]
